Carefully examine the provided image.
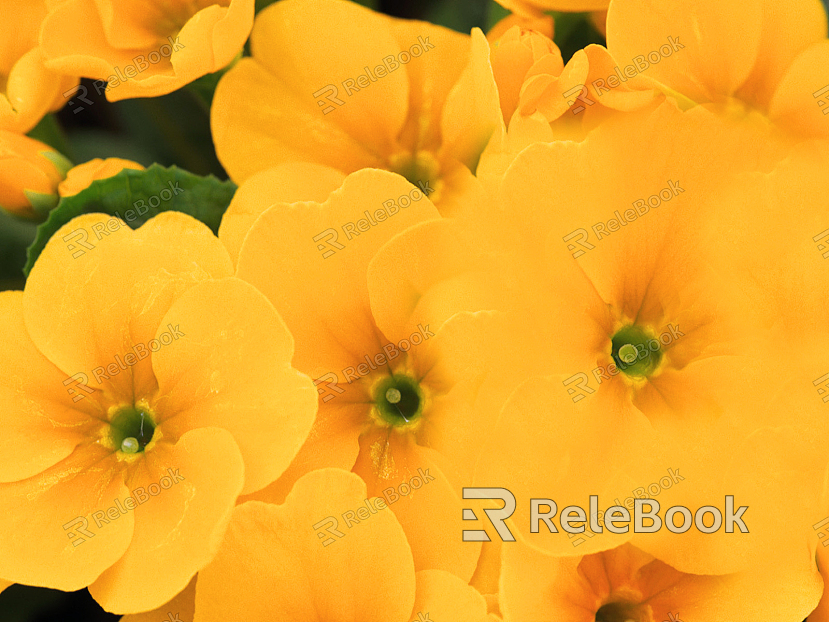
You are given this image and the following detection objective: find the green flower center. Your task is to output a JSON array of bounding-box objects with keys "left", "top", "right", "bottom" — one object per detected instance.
[
  {"left": 373, "top": 374, "right": 424, "bottom": 427},
  {"left": 109, "top": 406, "right": 156, "bottom": 453},
  {"left": 595, "top": 600, "right": 647, "bottom": 622},
  {"left": 611, "top": 324, "right": 662, "bottom": 378},
  {"left": 388, "top": 151, "right": 442, "bottom": 200}
]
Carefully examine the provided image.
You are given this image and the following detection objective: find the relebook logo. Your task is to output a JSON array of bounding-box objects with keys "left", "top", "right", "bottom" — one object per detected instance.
[{"left": 461, "top": 488, "right": 749, "bottom": 542}]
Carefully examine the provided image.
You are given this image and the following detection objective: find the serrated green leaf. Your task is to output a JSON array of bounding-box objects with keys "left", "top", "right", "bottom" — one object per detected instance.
[{"left": 24, "top": 164, "right": 236, "bottom": 276}]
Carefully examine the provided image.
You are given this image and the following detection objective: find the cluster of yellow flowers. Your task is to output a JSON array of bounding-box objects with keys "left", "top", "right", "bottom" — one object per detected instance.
[{"left": 1, "top": 0, "right": 829, "bottom": 620}]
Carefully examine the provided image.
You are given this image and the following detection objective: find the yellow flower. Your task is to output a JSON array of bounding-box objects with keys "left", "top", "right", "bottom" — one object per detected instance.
[
  {"left": 0, "top": 212, "right": 317, "bottom": 613},
  {"left": 606, "top": 0, "right": 829, "bottom": 139},
  {"left": 484, "top": 0, "right": 829, "bottom": 167},
  {"left": 194, "top": 469, "right": 490, "bottom": 622},
  {"left": 211, "top": 0, "right": 500, "bottom": 213},
  {"left": 226, "top": 169, "right": 529, "bottom": 581},
  {"left": 501, "top": 541, "right": 822, "bottom": 621},
  {"left": 40, "top": 0, "right": 254, "bottom": 101},
  {"left": 0, "top": 0, "right": 78, "bottom": 133},
  {"left": 488, "top": 23, "right": 565, "bottom": 125},
  {"left": 0, "top": 130, "right": 71, "bottom": 218},
  {"left": 58, "top": 157, "right": 144, "bottom": 197},
  {"left": 482, "top": 26, "right": 666, "bottom": 161},
  {"left": 382, "top": 107, "right": 828, "bottom": 573}
]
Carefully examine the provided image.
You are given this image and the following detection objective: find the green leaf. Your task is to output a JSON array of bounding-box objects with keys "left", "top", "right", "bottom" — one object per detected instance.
[{"left": 24, "top": 164, "right": 237, "bottom": 277}]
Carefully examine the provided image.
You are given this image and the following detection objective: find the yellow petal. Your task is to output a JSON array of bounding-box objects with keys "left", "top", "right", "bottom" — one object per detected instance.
[
  {"left": 1, "top": 48, "right": 79, "bottom": 133},
  {"left": 0, "top": 444, "right": 133, "bottom": 590},
  {"left": 0, "top": 291, "right": 96, "bottom": 483},
  {"left": 151, "top": 277, "right": 318, "bottom": 495},
  {"left": 235, "top": 169, "right": 439, "bottom": 375},
  {"left": 606, "top": 0, "right": 763, "bottom": 103},
  {"left": 474, "top": 376, "right": 660, "bottom": 556},
  {"left": 213, "top": 0, "right": 409, "bottom": 182},
  {"left": 412, "top": 569, "right": 489, "bottom": 622},
  {"left": 367, "top": 219, "right": 511, "bottom": 346},
  {"left": 218, "top": 163, "right": 346, "bottom": 265},
  {"left": 736, "top": 0, "right": 828, "bottom": 110},
  {"left": 24, "top": 212, "right": 233, "bottom": 404},
  {"left": 353, "top": 436, "right": 482, "bottom": 582},
  {"left": 239, "top": 399, "right": 363, "bottom": 506},
  {"left": 768, "top": 41, "right": 829, "bottom": 140},
  {"left": 41, "top": 0, "right": 254, "bottom": 101},
  {"left": 439, "top": 29, "right": 501, "bottom": 171},
  {"left": 89, "top": 427, "right": 244, "bottom": 613},
  {"left": 194, "top": 470, "right": 416, "bottom": 622}
]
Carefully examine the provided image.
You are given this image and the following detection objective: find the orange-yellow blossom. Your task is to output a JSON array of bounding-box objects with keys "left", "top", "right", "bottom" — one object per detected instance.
[
  {"left": 383, "top": 106, "right": 829, "bottom": 573},
  {"left": 501, "top": 541, "right": 822, "bottom": 621},
  {"left": 225, "top": 169, "right": 525, "bottom": 581},
  {"left": 606, "top": 0, "right": 829, "bottom": 140},
  {"left": 483, "top": 0, "right": 828, "bottom": 175},
  {"left": 0, "top": 212, "right": 317, "bottom": 614},
  {"left": 40, "top": 0, "right": 254, "bottom": 101},
  {"left": 211, "top": 0, "right": 500, "bottom": 213}
]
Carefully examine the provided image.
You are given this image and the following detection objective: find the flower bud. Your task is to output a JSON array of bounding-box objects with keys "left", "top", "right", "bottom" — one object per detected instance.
[{"left": 0, "top": 130, "right": 71, "bottom": 218}]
